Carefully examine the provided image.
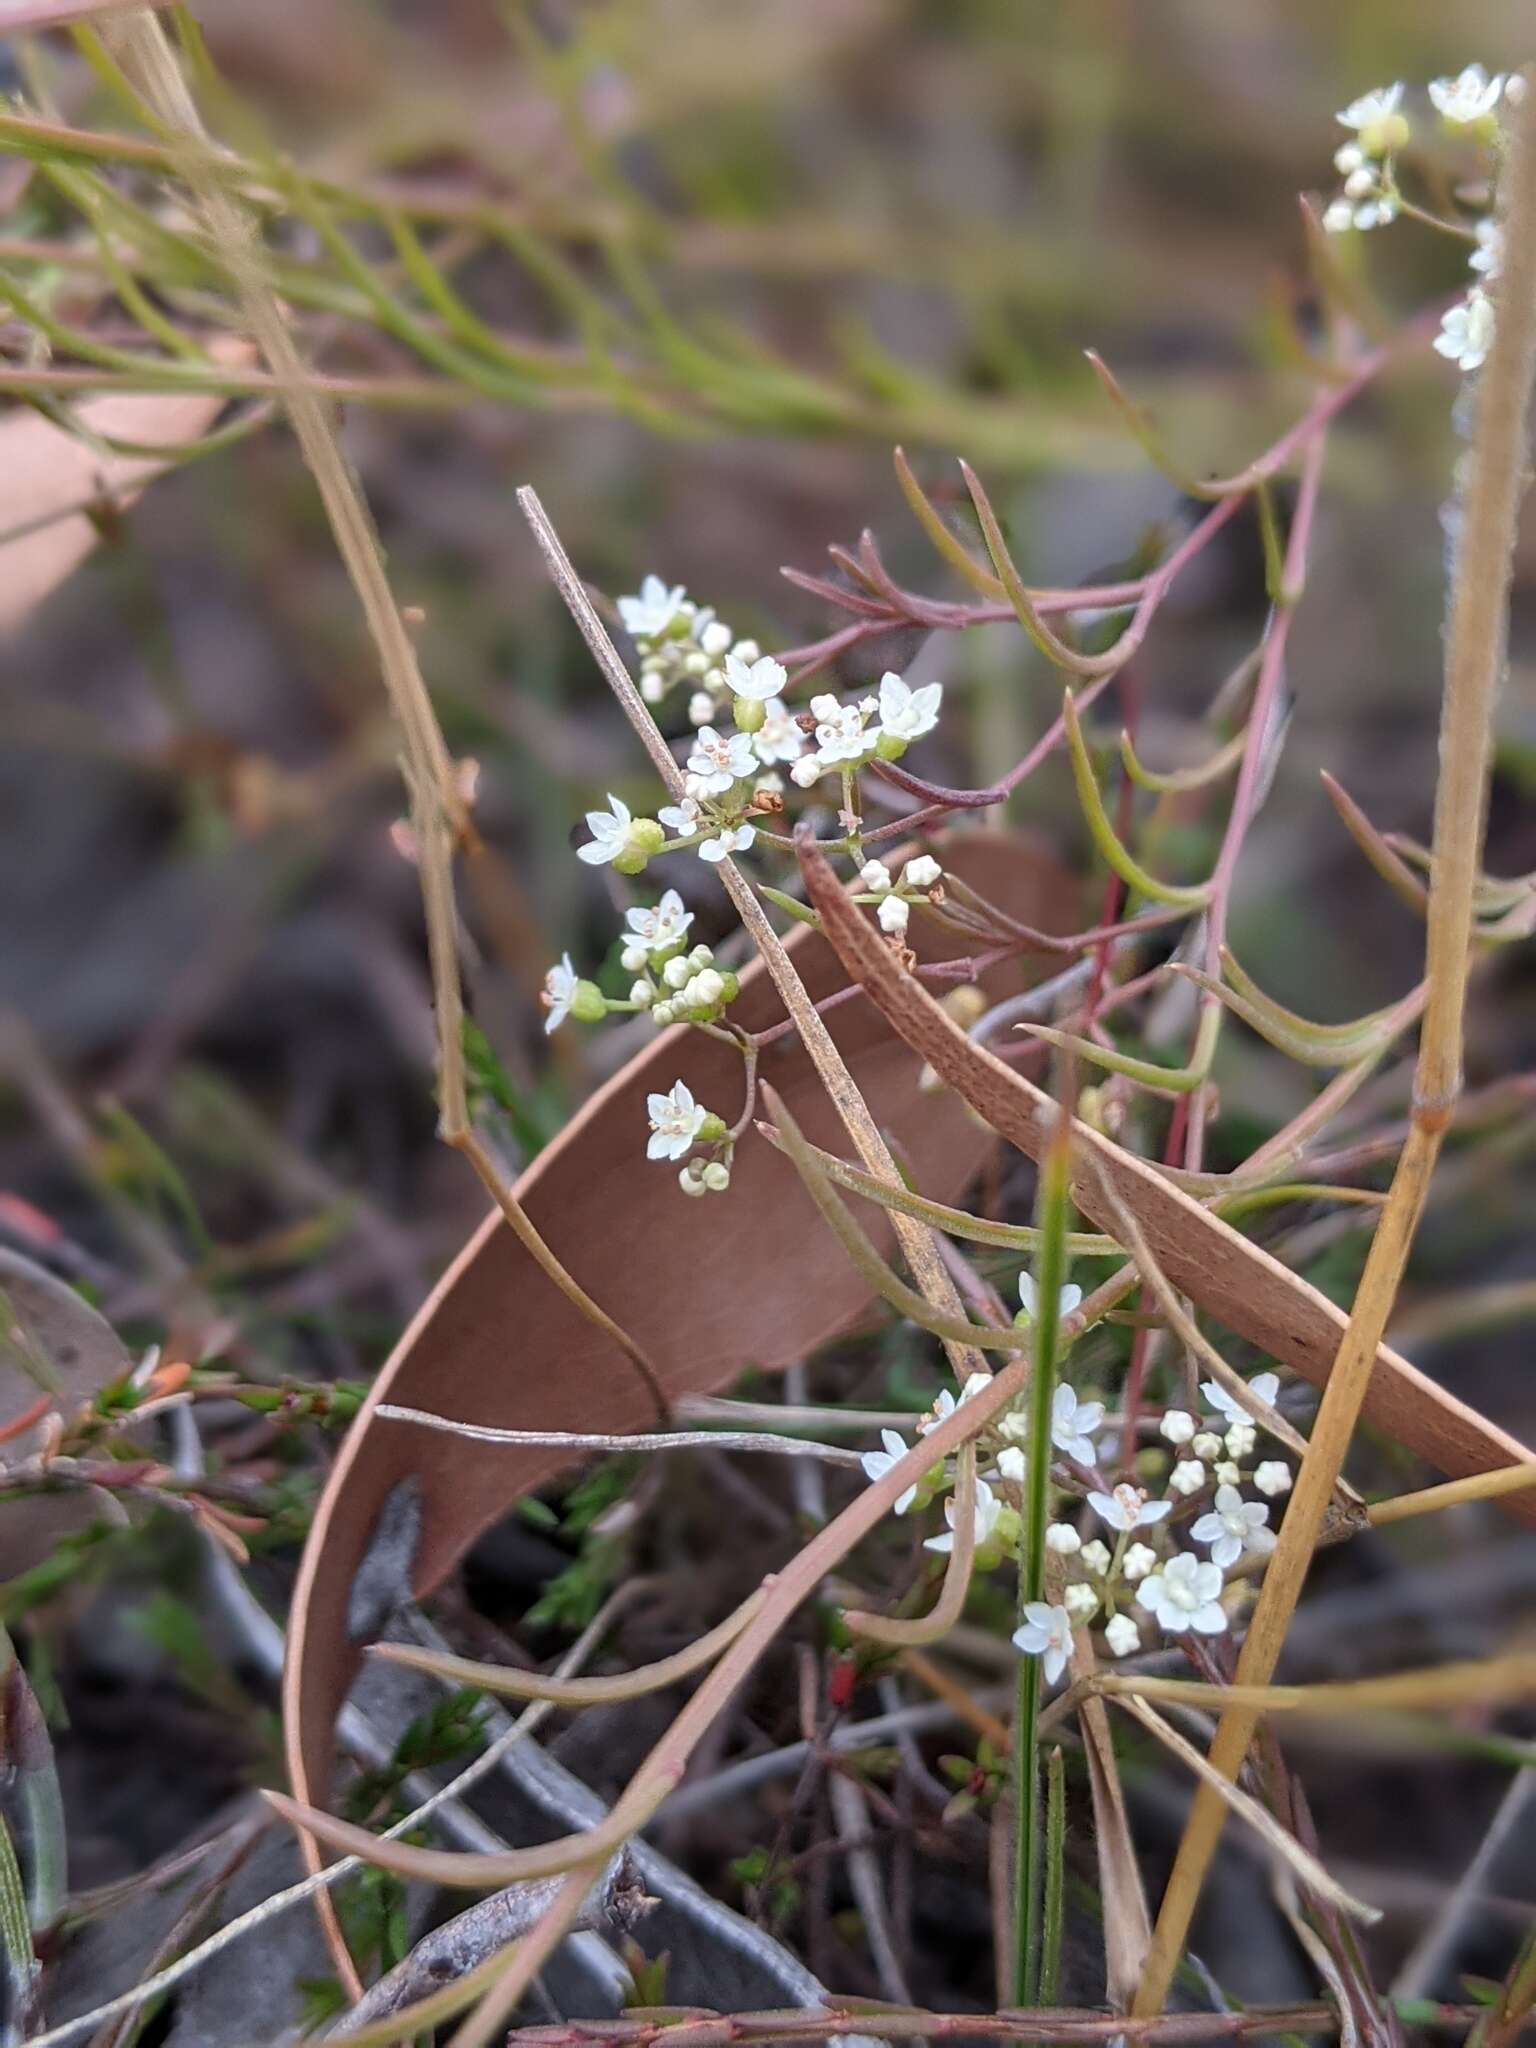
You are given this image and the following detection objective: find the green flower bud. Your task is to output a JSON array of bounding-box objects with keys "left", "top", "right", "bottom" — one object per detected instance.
[
  {"left": 732, "top": 694, "right": 767, "bottom": 734},
  {"left": 874, "top": 730, "right": 908, "bottom": 761},
  {"left": 1360, "top": 111, "right": 1409, "bottom": 156},
  {"left": 569, "top": 980, "right": 608, "bottom": 1025},
  {"left": 702, "top": 1161, "right": 731, "bottom": 1192},
  {"left": 697, "top": 1112, "right": 729, "bottom": 1143},
  {"left": 718, "top": 971, "right": 740, "bottom": 1004}
]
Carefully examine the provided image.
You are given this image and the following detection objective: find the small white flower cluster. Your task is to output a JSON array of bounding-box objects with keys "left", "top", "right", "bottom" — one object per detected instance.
[
  {"left": 1321, "top": 69, "right": 1526, "bottom": 378},
  {"left": 552, "top": 576, "right": 954, "bottom": 1188},
  {"left": 855, "top": 850, "right": 944, "bottom": 939},
  {"left": 619, "top": 575, "right": 739, "bottom": 710},
  {"left": 789, "top": 674, "right": 943, "bottom": 789},
  {"left": 858, "top": 1306, "right": 1296, "bottom": 1686},
  {"left": 645, "top": 1078, "right": 733, "bottom": 1196}
]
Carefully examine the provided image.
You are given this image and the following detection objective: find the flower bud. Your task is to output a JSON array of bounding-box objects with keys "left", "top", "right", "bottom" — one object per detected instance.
[
  {"left": 692, "top": 969, "right": 726, "bottom": 1007},
  {"left": 700, "top": 620, "right": 732, "bottom": 657},
  {"left": 683, "top": 650, "right": 709, "bottom": 677},
  {"left": 640, "top": 673, "right": 665, "bottom": 705},
  {"left": 874, "top": 729, "right": 908, "bottom": 761},
  {"left": 688, "top": 944, "right": 714, "bottom": 968},
  {"left": 688, "top": 691, "right": 716, "bottom": 726},
  {"left": 1044, "top": 1521, "right": 1080, "bottom": 1555},
  {"left": 731, "top": 638, "right": 760, "bottom": 664},
  {"left": 902, "top": 854, "right": 942, "bottom": 889},
  {"left": 663, "top": 956, "right": 692, "bottom": 989},
  {"left": 651, "top": 1001, "right": 675, "bottom": 1026},
  {"left": 1191, "top": 1431, "right": 1222, "bottom": 1461},
  {"left": 1079, "top": 1539, "right": 1112, "bottom": 1576},
  {"left": 702, "top": 1161, "right": 731, "bottom": 1192},
  {"left": 859, "top": 858, "right": 893, "bottom": 895},
  {"left": 620, "top": 944, "right": 648, "bottom": 974},
  {"left": 697, "top": 1113, "right": 729, "bottom": 1143},
  {"left": 1168, "top": 1459, "right": 1206, "bottom": 1497},
  {"left": 1160, "top": 1410, "right": 1196, "bottom": 1445},
  {"left": 1064, "top": 1582, "right": 1099, "bottom": 1621},
  {"left": 629, "top": 980, "right": 656, "bottom": 1006},
  {"left": 733, "top": 695, "right": 767, "bottom": 734},
  {"left": 679, "top": 1162, "right": 708, "bottom": 1197},
  {"left": 718, "top": 971, "right": 740, "bottom": 1003},
  {"left": 877, "top": 895, "right": 910, "bottom": 936},
  {"left": 1122, "top": 1542, "right": 1157, "bottom": 1582},
  {"left": 569, "top": 980, "right": 608, "bottom": 1025}
]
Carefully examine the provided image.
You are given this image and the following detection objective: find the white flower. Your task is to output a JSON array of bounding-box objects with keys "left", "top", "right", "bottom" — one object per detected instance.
[
  {"left": 1428, "top": 64, "right": 1505, "bottom": 124},
  {"left": 646, "top": 1079, "right": 708, "bottom": 1161},
  {"left": 688, "top": 691, "right": 717, "bottom": 727},
  {"left": 618, "top": 575, "right": 687, "bottom": 639},
  {"left": 860, "top": 1429, "right": 918, "bottom": 1515},
  {"left": 1167, "top": 1459, "right": 1206, "bottom": 1498},
  {"left": 878, "top": 895, "right": 910, "bottom": 937},
  {"left": 1435, "top": 289, "right": 1496, "bottom": 373},
  {"left": 1088, "top": 1483, "right": 1173, "bottom": 1534},
  {"left": 1470, "top": 219, "right": 1503, "bottom": 278},
  {"left": 1064, "top": 1581, "right": 1100, "bottom": 1622},
  {"left": 877, "top": 671, "right": 943, "bottom": 742},
  {"left": 1045, "top": 1521, "right": 1081, "bottom": 1556},
  {"left": 1201, "top": 1372, "right": 1279, "bottom": 1424},
  {"left": 813, "top": 698, "right": 879, "bottom": 764},
  {"left": 1323, "top": 198, "right": 1356, "bottom": 234},
  {"left": 902, "top": 854, "right": 943, "bottom": 890},
  {"left": 578, "top": 793, "right": 634, "bottom": 866},
  {"left": 916, "top": 1372, "right": 991, "bottom": 1437},
  {"left": 542, "top": 954, "right": 577, "bottom": 1034},
  {"left": 1215, "top": 1460, "right": 1242, "bottom": 1487},
  {"left": 699, "top": 823, "right": 755, "bottom": 863},
  {"left": 625, "top": 890, "right": 693, "bottom": 959},
  {"left": 1224, "top": 1419, "right": 1257, "bottom": 1461},
  {"left": 1012, "top": 1602, "right": 1073, "bottom": 1685},
  {"left": 659, "top": 794, "right": 704, "bottom": 836},
  {"left": 724, "top": 652, "right": 788, "bottom": 703},
  {"left": 1122, "top": 1542, "right": 1158, "bottom": 1583},
  {"left": 1192, "top": 1431, "right": 1223, "bottom": 1462},
  {"left": 1333, "top": 142, "right": 1365, "bottom": 175},
  {"left": 789, "top": 754, "right": 825, "bottom": 788},
  {"left": 924, "top": 1476, "right": 1001, "bottom": 1554},
  {"left": 1191, "top": 1484, "right": 1276, "bottom": 1569},
  {"left": 1017, "top": 1273, "right": 1084, "bottom": 1323},
  {"left": 860, "top": 859, "right": 893, "bottom": 895},
  {"left": 1104, "top": 1613, "right": 1140, "bottom": 1658},
  {"left": 698, "top": 618, "right": 733, "bottom": 657},
  {"left": 687, "top": 728, "right": 757, "bottom": 795},
  {"left": 1051, "top": 1383, "right": 1105, "bottom": 1464},
  {"left": 752, "top": 699, "right": 805, "bottom": 765},
  {"left": 1336, "top": 83, "right": 1404, "bottom": 133},
  {"left": 1160, "top": 1410, "right": 1195, "bottom": 1446},
  {"left": 1137, "top": 1552, "right": 1228, "bottom": 1636},
  {"left": 1079, "top": 1539, "right": 1112, "bottom": 1576},
  {"left": 1254, "top": 1460, "right": 1293, "bottom": 1497},
  {"left": 996, "top": 1446, "right": 1027, "bottom": 1484}
]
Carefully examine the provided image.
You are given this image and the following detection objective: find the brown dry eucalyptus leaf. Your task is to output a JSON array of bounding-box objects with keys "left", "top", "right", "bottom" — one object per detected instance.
[
  {"left": 0, "top": 361, "right": 250, "bottom": 635},
  {"left": 282, "top": 831, "right": 1074, "bottom": 1822},
  {"left": 0, "top": 1246, "right": 136, "bottom": 1578},
  {"left": 794, "top": 833, "right": 1536, "bottom": 1522}
]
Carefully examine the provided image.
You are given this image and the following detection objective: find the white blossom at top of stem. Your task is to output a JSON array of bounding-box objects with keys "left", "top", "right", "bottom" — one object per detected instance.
[
  {"left": 1201, "top": 1371, "right": 1279, "bottom": 1423},
  {"left": 625, "top": 890, "right": 693, "bottom": 959},
  {"left": 1434, "top": 290, "right": 1496, "bottom": 374},
  {"left": 925, "top": 1475, "right": 1001, "bottom": 1554},
  {"left": 1051, "top": 1383, "right": 1105, "bottom": 1463},
  {"left": 725, "top": 651, "right": 789, "bottom": 702},
  {"left": 1428, "top": 64, "right": 1505, "bottom": 124},
  {"left": 578, "top": 794, "right": 635, "bottom": 866},
  {"left": 1122, "top": 1541, "right": 1158, "bottom": 1582},
  {"left": 902, "top": 854, "right": 943, "bottom": 889},
  {"left": 1045, "top": 1520, "right": 1081, "bottom": 1555},
  {"left": 860, "top": 1428, "right": 918, "bottom": 1515},
  {"left": 877, "top": 895, "right": 910, "bottom": 937},
  {"left": 1136, "top": 1551, "right": 1228, "bottom": 1635},
  {"left": 1088, "top": 1482, "right": 1173, "bottom": 1533},
  {"left": 1017, "top": 1272, "right": 1084, "bottom": 1322},
  {"left": 878, "top": 671, "right": 943, "bottom": 742},
  {"left": 1160, "top": 1409, "right": 1196, "bottom": 1446},
  {"left": 646, "top": 1080, "right": 708, "bottom": 1161},
  {"left": 618, "top": 576, "right": 688, "bottom": 639},
  {"left": 1253, "top": 1459, "right": 1293, "bottom": 1497},
  {"left": 753, "top": 699, "right": 805, "bottom": 765},
  {"left": 687, "top": 728, "right": 758, "bottom": 795},
  {"left": 699, "top": 823, "right": 755, "bottom": 863},
  {"left": 1012, "top": 1602, "right": 1073, "bottom": 1686},
  {"left": 860, "top": 858, "right": 893, "bottom": 895},
  {"left": 542, "top": 954, "right": 577, "bottom": 1034},
  {"left": 1191, "top": 1484, "right": 1276, "bottom": 1569},
  {"left": 1335, "top": 83, "right": 1406, "bottom": 156}
]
